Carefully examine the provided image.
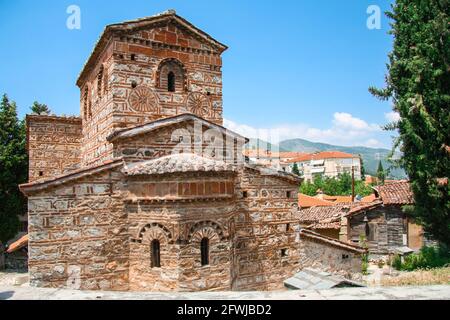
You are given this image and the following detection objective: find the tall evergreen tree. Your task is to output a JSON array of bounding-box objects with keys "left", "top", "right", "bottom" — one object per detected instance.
[
  {"left": 359, "top": 154, "right": 366, "bottom": 181},
  {"left": 370, "top": 0, "right": 449, "bottom": 244},
  {"left": 292, "top": 163, "right": 300, "bottom": 176},
  {"left": 0, "top": 94, "right": 28, "bottom": 244},
  {"left": 377, "top": 161, "right": 386, "bottom": 185},
  {"left": 30, "top": 101, "right": 51, "bottom": 115}
]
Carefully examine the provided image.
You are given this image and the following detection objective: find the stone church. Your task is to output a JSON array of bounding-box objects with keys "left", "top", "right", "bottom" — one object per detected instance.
[{"left": 20, "top": 10, "right": 364, "bottom": 291}]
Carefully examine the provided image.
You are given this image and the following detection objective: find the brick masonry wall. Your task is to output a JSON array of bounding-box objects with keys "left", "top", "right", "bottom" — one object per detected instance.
[
  {"left": 27, "top": 115, "right": 82, "bottom": 182},
  {"left": 126, "top": 172, "right": 235, "bottom": 292},
  {"left": 27, "top": 169, "right": 130, "bottom": 291},
  {"left": 232, "top": 169, "right": 302, "bottom": 291},
  {"left": 113, "top": 121, "right": 244, "bottom": 164},
  {"left": 79, "top": 23, "right": 225, "bottom": 167}
]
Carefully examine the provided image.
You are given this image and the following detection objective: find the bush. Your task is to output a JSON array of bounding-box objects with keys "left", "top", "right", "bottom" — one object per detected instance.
[
  {"left": 392, "top": 245, "right": 450, "bottom": 271},
  {"left": 392, "top": 254, "right": 402, "bottom": 270}
]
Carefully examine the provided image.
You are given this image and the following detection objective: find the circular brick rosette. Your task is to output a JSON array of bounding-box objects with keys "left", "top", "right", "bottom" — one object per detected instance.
[
  {"left": 186, "top": 92, "right": 210, "bottom": 117},
  {"left": 128, "top": 85, "right": 158, "bottom": 113}
]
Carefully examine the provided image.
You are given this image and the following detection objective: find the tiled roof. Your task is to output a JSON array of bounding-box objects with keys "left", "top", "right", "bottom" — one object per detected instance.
[
  {"left": 107, "top": 113, "right": 246, "bottom": 142},
  {"left": 283, "top": 151, "right": 358, "bottom": 163},
  {"left": 298, "top": 194, "right": 334, "bottom": 208},
  {"left": 375, "top": 181, "right": 414, "bottom": 205},
  {"left": 361, "top": 194, "right": 377, "bottom": 203},
  {"left": 321, "top": 195, "right": 354, "bottom": 203},
  {"left": 6, "top": 234, "right": 28, "bottom": 253},
  {"left": 345, "top": 200, "right": 384, "bottom": 217},
  {"left": 20, "top": 158, "right": 124, "bottom": 194},
  {"left": 123, "top": 153, "right": 237, "bottom": 175},
  {"left": 299, "top": 204, "right": 355, "bottom": 225}
]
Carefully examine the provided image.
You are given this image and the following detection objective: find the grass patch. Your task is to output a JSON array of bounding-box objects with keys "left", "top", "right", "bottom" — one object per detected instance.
[{"left": 380, "top": 267, "right": 450, "bottom": 287}]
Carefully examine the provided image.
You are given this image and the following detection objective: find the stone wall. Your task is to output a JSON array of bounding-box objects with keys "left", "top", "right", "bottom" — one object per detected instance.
[
  {"left": 26, "top": 168, "right": 130, "bottom": 290},
  {"left": 26, "top": 115, "right": 82, "bottom": 182},
  {"left": 298, "top": 235, "right": 362, "bottom": 279},
  {"left": 78, "top": 22, "right": 225, "bottom": 167},
  {"left": 232, "top": 168, "right": 302, "bottom": 291},
  {"left": 112, "top": 120, "right": 244, "bottom": 164},
  {"left": 126, "top": 172, "right": 236, "bottom": 291}
]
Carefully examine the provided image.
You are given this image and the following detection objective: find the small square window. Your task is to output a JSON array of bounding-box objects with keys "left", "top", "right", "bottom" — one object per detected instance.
[
  {"left": 281, "top": 249, "right": 288, "bottom": 257},
  {"left": 130, "top": 54, "right": 136, "bottom": 61},
  {"left": 242, "top": 191, "right": 248, "bottom": 198},
  {"left": 286, "top": 191, "right": 292, "bottom": 198},
  {"left": 39, "top": 171, "right": 44, "bottom": 177}
]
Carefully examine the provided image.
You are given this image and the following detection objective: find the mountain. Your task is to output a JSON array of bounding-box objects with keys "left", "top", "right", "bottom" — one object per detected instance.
[{"left": 246, "top": 138, "right": 407, "bottom": 179}]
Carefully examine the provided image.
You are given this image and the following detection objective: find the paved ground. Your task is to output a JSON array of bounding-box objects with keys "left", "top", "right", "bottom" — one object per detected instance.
[
  {"left": 1, "top": 284, "right": 450, "bottom": 300},
  {"left": 1, "top": 271, "right": 449, "bottom": 300}
]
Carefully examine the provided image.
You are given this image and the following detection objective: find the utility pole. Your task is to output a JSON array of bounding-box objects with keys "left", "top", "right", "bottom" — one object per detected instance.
[{"left": 351, "top": 166, "right": 355, "bottom": 202}]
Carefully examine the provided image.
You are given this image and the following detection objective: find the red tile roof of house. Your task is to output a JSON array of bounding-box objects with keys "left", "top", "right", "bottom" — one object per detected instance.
[
  {"left": 299, "top": 203, "right": 356, "bottom": 225},
  {"left": 298, "top": 194, "right": 335, "bottom": 208},
  {"left": 6, "top": 234, "right": 28, "bottom": 253},
  {"left": 283, "top": 151, "right": 359, "bottom": 163},
  {"left": 375, "top": 181, "right": 414, "bottom": 205},
  {"left": 321, "top": 195, "right": 354, "bottom": 203},
  {"left": 361, "top": 194, "right": 377, "bottom": 203}
]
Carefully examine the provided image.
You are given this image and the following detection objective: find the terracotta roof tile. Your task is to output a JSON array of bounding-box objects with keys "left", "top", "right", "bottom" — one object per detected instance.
[
  {"left": 322, "top": 195, "right": 354, "bottom": 203},
  {"left": 376, "top": 181, "right": 414, "bottom": 205},
  {"left": 123, "top": 153, "right": 237, "bottom": 175},
  {"left": 299, "top": 203, "right": 356, "bottom": 224},
  {"left": 298, "top": 194, "right": 334, "bottom": 208},
  {"left": 361, "top": 194, "right": 377, "bottom": 203}
]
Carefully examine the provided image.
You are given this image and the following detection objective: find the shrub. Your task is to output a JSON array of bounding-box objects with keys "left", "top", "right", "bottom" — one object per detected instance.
[
  {"left": 392, "top": 254, "right": 402, "bottom": 270},
  {"left": 392, "top": 245, "right": 450, "bottom": 271}
]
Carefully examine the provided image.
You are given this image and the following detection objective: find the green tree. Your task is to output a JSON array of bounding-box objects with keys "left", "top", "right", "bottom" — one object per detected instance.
[
  {"left": 359, "top": 155, "right": 366, "bottom": 181},
  {"left": 370, "top": 0, "right": 450, "bottom": 245},
  {"left": 299, "top": 180, "right": 317, "bottom": 196},
  {"left": 376, "top": 161, "right": 386, "bottom": 185},
  {"left": 291, "top": 163, "right": 300, "bottom": 176},
  {"left": 0, "top": 94, "right": 28, "bottom": 244},
  {"left": 30, "top": 101, "right": 51, "bottom": 115}
]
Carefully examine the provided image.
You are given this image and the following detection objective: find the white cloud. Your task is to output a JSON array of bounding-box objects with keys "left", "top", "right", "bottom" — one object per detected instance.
[
  {"left": 223, "top": 112, "right": 386, "bottom": 148},
  {"left": 385, "top": 111, "right": 401, "bottom": 123}
]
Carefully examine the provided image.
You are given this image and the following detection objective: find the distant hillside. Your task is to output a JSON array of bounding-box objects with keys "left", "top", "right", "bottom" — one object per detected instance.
[{"left": 246, "top": 138, "right": 407, "bottom": 179}]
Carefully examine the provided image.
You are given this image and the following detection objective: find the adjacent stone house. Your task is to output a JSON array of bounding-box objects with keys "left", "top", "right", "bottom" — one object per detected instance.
[{"left": 19, "top": 10, "right": 364, "bottom": 292}]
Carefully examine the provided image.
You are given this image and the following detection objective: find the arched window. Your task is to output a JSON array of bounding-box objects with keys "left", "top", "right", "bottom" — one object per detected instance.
[
  {"left": 157, "top": 58, "right": 185, "bottom": 92},
  {"left": 151, "top": 239, "right": 161, "bottom": 268},
  {"left": 200, "top": 237, "right": 209, "bottom": 266},
  {"left": 167, "top": 71, "right": 175, "bottom": 92}
]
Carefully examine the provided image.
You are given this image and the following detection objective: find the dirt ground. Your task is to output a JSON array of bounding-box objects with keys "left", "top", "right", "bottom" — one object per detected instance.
[{"left": 363, "top": 263, "right": 450, "bottom": 287}]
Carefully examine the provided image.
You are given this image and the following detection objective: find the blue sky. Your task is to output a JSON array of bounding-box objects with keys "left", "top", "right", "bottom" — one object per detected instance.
[{"left": 0, "top": 0, "right": 397, "bottom": 148}]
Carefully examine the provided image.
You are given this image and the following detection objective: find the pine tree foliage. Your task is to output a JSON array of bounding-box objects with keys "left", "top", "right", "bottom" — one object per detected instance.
[
  {"left": 370, "top": 0, "right": 449, "bottom": 245},
  {"left": 30, "top": 101, "right": 51, "bottom": 115},
  {"left": 0, "top": 94, "right": 28, "bottom": 244}
]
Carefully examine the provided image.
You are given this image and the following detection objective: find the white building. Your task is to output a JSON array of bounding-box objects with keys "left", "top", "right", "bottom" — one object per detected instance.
[{"left": 281, "top": 151, "right": 362, "bottom": 182}]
